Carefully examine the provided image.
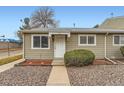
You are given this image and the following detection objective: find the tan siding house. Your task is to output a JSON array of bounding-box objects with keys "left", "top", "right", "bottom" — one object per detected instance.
[
  {"left": 106, "top": 34, "right": 123, "bottom": 58},
  {"left": 66, "top": 34, "right": 105, "bottom": 59},
  {"left": 24, "top": 33, "right": 54, "bottom": 59},
  {"left": 22, "top": 28, "right": 124, "bottom": 60},
  {"left": 99, "top": 16, "right": 124, "bottom": 29},
  {"left": 98, "top": 16, "right": 124, "bottom": 58}
]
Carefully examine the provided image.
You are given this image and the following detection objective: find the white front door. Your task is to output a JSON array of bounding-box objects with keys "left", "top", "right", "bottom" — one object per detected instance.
[{"left": 54, "top": 35, "right": 65, "bottom": 58}]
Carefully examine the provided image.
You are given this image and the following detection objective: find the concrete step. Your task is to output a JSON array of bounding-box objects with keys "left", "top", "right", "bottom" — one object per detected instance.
[
  {"left": 52, "top": 62, "right": 65, "bottom": 66},
  {"left": 52, "top": 59, "right": 65, "bottom": 66}
]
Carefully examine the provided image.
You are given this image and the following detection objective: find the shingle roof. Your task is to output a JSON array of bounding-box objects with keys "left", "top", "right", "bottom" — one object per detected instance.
[
  {"left": 22, "top": 28, "right": 124, "bottom": 34},
  {"left": 99, "top": 16, "right": 124, "bottom": 29}
]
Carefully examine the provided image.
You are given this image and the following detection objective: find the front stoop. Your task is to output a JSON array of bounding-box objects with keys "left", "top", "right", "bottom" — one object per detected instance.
[
  {"left": 47, "top": 66, "right": 70, "bottom": 86},
  {"left": 52, "top": 58, "right": 65, "bottom": 66}
]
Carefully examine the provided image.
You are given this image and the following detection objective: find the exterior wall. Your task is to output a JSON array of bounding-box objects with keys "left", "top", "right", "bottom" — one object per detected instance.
[
  {"left": 24, "top": 33, "right": 54, "bottom": 59},
  {"left": 106, "top": 34, "right": 123, "bottom": 59},
  {"left": 66, "top": 33, "right": 105, "bottom": 59},
  {"left": 24, "top": 33, "right": 124, "bottom": 59}
]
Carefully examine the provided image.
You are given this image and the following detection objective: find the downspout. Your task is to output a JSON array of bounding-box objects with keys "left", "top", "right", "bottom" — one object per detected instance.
[
  {"left": 104, "top": 32, "right": 107, "bottom": 58},
  {"left": 22, "top": 34, "right": 25, "bottom": 59},
  {"left": 104, "top": 32, "right": 117, "bottom": 64}
]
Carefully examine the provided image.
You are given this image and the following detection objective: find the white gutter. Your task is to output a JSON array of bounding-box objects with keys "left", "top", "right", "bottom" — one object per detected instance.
[{"left": 104, "top": 32, "right": 117, "bottom": 64}]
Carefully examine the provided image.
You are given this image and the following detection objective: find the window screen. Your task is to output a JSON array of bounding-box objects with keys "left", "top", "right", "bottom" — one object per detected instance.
[
  {"left": 114, "top": 36, "right": 119, "bottom": 44},
  {"left": 120, "top": 36, "right": 124, "bottom": 44},
  {"left": 41, "top": 36, "right": 48, "bottom": 48},
  {"left": 80, "top": 36, "right": 87, "bottom": 44},
  {"left": 88, "top": 36, "right": 94, "bottom": 44},
  {"left": 33, "top": 36, "right": 40, "bottom": 48}
]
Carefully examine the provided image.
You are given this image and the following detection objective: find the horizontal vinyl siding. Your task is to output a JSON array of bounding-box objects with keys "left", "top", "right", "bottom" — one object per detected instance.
[
  {"left": 24, "top": 33, "right": 124, "bottom": 60},
  {"left": 24, "top": 34, "right": 54, "bottom": 59},
  {"left": 106, "top": 34, "right": 123, "bottom": 59},
  {"left": 66, "top": 34, "right": 105, "bottom": 59}
]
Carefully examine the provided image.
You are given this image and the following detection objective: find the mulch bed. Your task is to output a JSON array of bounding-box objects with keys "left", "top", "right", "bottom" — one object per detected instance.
[
  {"left": 16, "top": 59, "right": 53, "bottom": 66},
  {"left": 16, "top": 59, "right": 112, "bottom": 66},
  {"left": 93, "top": 59, "right": 112, "bottom": 65}
]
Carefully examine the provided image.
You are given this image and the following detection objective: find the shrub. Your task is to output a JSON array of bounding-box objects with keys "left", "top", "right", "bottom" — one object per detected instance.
[
  {"left": 120, "top": 46, "right": 124, "bottom": 56},
  {"left": 64, "top": 49, "right": 95, "bottom": 67}
]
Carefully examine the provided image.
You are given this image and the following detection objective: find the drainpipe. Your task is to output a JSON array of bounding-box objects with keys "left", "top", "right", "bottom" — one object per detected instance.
[
  {"left": 104, "top": 32, "right": 108, "bottom": 58},
  {"left": 104, "top": 32, "right": 117, "bottom": 64},
  {"left": 22, "top": 34, "right": 25, "bottom": 59}
]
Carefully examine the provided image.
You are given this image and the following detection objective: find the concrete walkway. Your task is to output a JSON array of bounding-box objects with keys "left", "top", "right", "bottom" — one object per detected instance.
[
  {"left": 47, "top": 66, "right": 70, "bottom": 86},
  {"left": 0, "top": 59, "right": 24, "bottom": 73}
]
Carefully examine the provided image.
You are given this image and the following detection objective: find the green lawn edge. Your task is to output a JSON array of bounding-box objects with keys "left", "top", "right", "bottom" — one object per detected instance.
[{"left": 0, "top": 55, "right": 22, "bottom": 66}]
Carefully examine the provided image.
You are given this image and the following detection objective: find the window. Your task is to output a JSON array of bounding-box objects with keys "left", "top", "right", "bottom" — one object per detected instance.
[
  {"left": 79, "top": 35, "right": 96, "bottom": 46},
  {"left": 114, "top": 36, "right": 119, "bottom": 44},
  {"left": 88, "top": 36, "right": 95, "bottom": 44},
  {"left": 120, "top": 36, "right": 124, "bottom": 44},
  {"left": 33, "top": 36, "right": 40, "bottom": 48},
  {"left": 32, "top": 35, "right": 49, "bottom": 49},
  {"left": 113, "top": 35, "right": 124, "bottom": 45},
  {"left": 41, "top": 36, "right": 48, "bottom": 48},
  {"left": 80, "top": 36, "right": 87, "bottom": 44}
]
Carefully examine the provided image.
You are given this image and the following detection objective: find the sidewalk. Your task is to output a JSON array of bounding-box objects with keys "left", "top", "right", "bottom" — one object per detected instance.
[
  {"left": 0, "top": 59, "right": 24, "bottom": 73},
  {"left": 47, "top": 66, "right": 70, "bottom": 86}
]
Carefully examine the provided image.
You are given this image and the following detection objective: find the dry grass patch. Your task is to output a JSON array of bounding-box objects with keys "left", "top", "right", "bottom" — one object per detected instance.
[{"left": 0, "top": 55, "right": 22, "bottom": 65}]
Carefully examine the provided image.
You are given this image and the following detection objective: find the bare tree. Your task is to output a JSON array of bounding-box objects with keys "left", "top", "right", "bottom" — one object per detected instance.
[
  {"left": 16, "top": 17, "right": 30, "bottom": 44},
  {"left": 19, "top": 17, "right": 31, "bottom": 30},
  {"left": 31, "top": 7, "right": 59, "bottom": 28},
  {"left": 93, "top": 24, "right": 99, "bottom": 28}
]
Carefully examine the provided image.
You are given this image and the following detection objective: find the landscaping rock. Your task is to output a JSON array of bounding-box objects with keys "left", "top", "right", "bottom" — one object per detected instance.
[
  {"left": 0, "top": 66, "right": 52, "bottom": 86},
  {"left": 67, "top": 65, "right": 124, "bottom": 86}
]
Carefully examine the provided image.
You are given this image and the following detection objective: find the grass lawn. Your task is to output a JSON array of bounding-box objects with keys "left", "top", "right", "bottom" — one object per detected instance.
[{"left": 0, "top": 55, "right": 22, "bottom": 66}]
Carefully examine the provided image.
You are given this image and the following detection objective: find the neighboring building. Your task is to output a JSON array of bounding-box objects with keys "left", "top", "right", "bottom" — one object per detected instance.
[
  {"left": 99, "top": 16, "right": 124, "bottom": 29},
  {"left": 22, "top": 28, "right": 124, "bottom": 60}
]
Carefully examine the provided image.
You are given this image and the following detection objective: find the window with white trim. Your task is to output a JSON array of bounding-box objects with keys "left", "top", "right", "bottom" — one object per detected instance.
[
  {"left": 79, "top": 35, "right": 96, "bottom": 46},
  {"left": 32, "top": 35, "right": 49, "bottom": 49},
  {"left": 113, "top": 35, "right": 124, "bottom": 45}
]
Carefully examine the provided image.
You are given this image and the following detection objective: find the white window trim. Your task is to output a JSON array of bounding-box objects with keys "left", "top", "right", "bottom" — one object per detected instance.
[
  {"left": 31, "top": 34, "right": 50, "bottom": 49},
  {"left": 113, "top": 35, "right": 124, "bottom": 46},
  {"left": 78, "top": 34, "right": 96, "bottom": 46}
]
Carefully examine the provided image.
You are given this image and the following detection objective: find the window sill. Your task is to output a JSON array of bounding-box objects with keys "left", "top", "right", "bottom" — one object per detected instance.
[
  {"left": 113, "top": 44, "right": 124, "bottom": 46},
  {"left": 78, "top": 44, "right": 96, "bottom": 46},
  {"left": 31, "top": 48, "right": 50, "bottom": 49}
]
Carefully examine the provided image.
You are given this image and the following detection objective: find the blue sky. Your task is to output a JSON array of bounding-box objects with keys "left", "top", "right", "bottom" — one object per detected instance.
[{"left": 0, "top": 6, "right": 124, "bottom": 39}]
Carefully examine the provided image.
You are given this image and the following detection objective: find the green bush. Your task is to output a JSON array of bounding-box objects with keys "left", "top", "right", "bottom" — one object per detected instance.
[
  {"left": 64, "top": 49, "right": 95, "bottom": 67},
  {"left": 120, "top": 46, "right": 124, "bottom": 56}
]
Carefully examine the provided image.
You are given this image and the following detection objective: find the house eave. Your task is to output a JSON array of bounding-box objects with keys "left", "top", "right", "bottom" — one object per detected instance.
[{"left": 22, "top": 28, "right": 124, "bottom": 34}]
